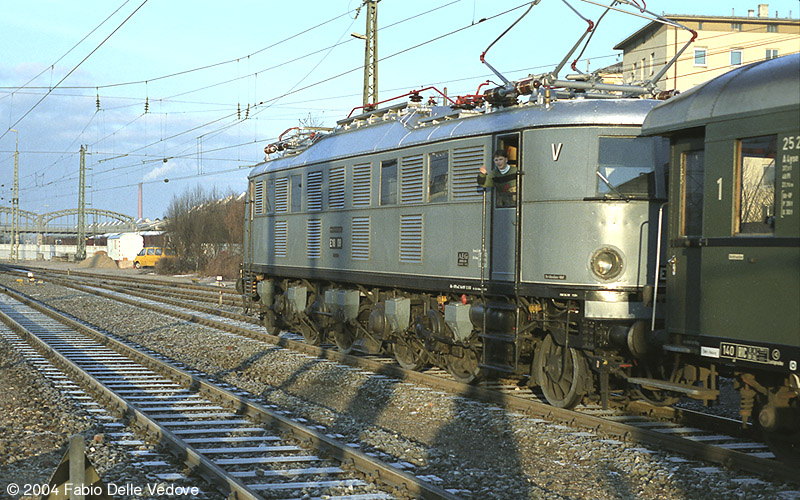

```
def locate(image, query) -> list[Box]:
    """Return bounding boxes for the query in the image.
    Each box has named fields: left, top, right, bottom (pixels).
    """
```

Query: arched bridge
left=0, top=207, right=136, bottom=235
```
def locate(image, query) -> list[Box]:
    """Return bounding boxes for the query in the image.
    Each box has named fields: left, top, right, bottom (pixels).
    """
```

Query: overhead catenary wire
left=0, top=0, right=133, bottom=101
left=10, top=1, right=798, bottom=210
left=0, top=0, right=150, bottom=142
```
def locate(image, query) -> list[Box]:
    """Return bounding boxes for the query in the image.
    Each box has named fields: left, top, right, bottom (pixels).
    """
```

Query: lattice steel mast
left=77, top=145, right=86, bottom=261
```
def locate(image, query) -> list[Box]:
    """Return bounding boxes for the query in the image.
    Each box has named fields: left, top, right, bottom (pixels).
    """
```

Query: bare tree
left=164, top=185, right=244, bottom=274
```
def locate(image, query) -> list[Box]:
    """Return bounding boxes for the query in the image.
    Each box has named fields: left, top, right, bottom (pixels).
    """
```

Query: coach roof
left=642, top=53, right=800, bottom=136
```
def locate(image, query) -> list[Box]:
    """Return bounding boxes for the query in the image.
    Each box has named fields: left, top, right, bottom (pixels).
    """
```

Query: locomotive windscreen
left=596, top=136, right=667, bottom=198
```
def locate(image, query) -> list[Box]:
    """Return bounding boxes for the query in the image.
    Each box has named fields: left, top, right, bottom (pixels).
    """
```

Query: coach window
left=290, top=174, right=302, bottom=212
left=681, top=150, right=704, bottom=236
left=428, top=151, right=448, bottom=202
left=736, top=135, right=776, bottom=235
left=380, top=159, right=398, bottom=206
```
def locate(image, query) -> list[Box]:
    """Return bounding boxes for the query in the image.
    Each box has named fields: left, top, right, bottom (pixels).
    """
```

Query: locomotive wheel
left=533, top=334, right=589, bottom=409
left=333, top=324, right=358, bottom=354
left=393, top=337, right=427, bottom=371
left=299, top=323, right=323, bottom=345
left=262, top=310, right=280, bottom=336
left=445, top=347, right=481, bottom=384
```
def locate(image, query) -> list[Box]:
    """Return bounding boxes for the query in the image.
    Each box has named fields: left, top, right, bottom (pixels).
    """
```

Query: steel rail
left=0, top=291, right=264, bottom=500
left=0, top=283, right=464, bottom=500
left=3, top=267, right=798, bottom=485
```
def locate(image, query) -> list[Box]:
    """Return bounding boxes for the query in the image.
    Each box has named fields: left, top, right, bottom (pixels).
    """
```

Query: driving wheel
left=533, top=334, right=589, bottom=409
left=393, top=337, right=427, bottom=371
left=445, top=347, right=481, bottom=384
left=333, top=324, right=358, bottom=354
left=299, top=322, right=323, bottom=345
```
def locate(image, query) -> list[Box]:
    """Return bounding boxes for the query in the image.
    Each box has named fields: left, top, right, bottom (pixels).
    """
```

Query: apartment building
left=612, top=4, right=799, bottom=92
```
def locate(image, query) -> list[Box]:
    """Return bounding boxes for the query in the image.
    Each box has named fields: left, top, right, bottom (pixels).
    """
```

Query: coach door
left=490, top=134, right=520, bottom=281
left=667, top=139, right=704, bottom=335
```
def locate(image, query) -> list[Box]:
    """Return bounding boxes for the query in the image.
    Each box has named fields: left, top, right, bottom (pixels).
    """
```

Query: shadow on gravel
left=428, top=389, right=536, bottom=499
left=266, top=355, right=539, bottom=499
left=257, top=356, right=329, bottom=400
left=128, top=320, right=191, bottom=338
left=212, top=346, right=282, bottom=380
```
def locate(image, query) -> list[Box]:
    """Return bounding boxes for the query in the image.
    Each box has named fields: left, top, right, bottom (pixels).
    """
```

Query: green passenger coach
left=643, top=53, right=800, bottom=440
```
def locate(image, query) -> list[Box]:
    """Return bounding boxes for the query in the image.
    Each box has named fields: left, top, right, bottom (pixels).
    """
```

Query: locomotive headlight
left=590, top=247, right=624, bottom=281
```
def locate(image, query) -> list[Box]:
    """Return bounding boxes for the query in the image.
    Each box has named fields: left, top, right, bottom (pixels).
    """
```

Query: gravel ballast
left=1, top=272, right=799, bottom=500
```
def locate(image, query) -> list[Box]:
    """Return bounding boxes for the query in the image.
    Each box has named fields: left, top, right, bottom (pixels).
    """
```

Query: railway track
left=0, top=283, right=461, bottom=500
left=3, top=265, right=799, bottom=488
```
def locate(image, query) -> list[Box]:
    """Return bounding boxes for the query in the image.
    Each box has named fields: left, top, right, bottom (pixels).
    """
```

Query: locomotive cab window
left=380, top=159, right=398, bottom=206
left=428, top=151, right=448, bottom=203
left=597, top=137, right=664, bottom=199
left=492, top=134, right=519, bottom=208
left=736, top=135, right=776, bottom=235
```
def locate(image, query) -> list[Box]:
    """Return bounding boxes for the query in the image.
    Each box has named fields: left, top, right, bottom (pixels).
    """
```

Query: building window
left=697, top=21, right=704, bottom=30
left=766, top=49, right=779, bottom=60
left=730, top=49, right=743, bottom=66
left=380, top=159, right=398, bottom=206
left=649, top=52, right=655, bottom=75
left=731, top=23, right=742, bottom=31
left=632, top=61, right=638, bottom=80
left=694, top=48, right=707, bottom=67
left=737, top=135, right=776, bottom=235
left=767, top=24, right=778, bottom=33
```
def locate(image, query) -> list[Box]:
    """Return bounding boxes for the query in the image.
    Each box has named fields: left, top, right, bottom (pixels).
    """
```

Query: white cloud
left=143, top=160, right=177, bottom=181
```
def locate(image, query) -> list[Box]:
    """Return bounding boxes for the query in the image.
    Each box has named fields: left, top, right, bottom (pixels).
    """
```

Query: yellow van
left=133, top=247, right=175, bottom=269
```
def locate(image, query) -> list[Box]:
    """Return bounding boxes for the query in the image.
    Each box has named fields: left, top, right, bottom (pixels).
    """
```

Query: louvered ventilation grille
left=307, top=219, right=321, bottom=259
left=452, top=145, right=485, bottom=200
left=401, top=154, right=424, bottom=204
left=351, top=216, right=370, bottom=261
left=329, top=166, right=345, bottom=209
left=307, top=171, right=323, bottom=211
left=352, top=163, right=371, bottom=208
left=254, top=181, right=264, bottom=215
left=274, top=220, right=288, bottom=257
left=274, top=178, right=289, bottom=213
left=399, top=214, right=423, bottom=264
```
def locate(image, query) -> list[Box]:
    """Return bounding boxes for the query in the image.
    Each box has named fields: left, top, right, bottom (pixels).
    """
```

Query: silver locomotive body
left=242, top=97, right=666, bottom=407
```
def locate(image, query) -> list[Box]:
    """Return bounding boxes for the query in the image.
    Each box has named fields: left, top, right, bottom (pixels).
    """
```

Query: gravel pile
left=2, top=276, right=799, bottom=500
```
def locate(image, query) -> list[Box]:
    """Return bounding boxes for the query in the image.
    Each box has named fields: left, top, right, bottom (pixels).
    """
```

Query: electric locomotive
left=641, top=53, right=800, bottom=440
left=240, top=89, right=670, bottom=408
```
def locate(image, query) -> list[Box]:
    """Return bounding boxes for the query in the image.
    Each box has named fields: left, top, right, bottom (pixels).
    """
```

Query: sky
left=1, top=0, right=796, bottom=220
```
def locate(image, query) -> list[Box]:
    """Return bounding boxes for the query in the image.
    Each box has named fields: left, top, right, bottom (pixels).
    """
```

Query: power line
left=0, top=0, right=150, bottom=142
left=0, top=0, right=132, bottom=101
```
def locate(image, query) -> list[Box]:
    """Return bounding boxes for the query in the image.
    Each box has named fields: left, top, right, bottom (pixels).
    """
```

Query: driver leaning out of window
left=477, top=148, right=517, bottom=206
